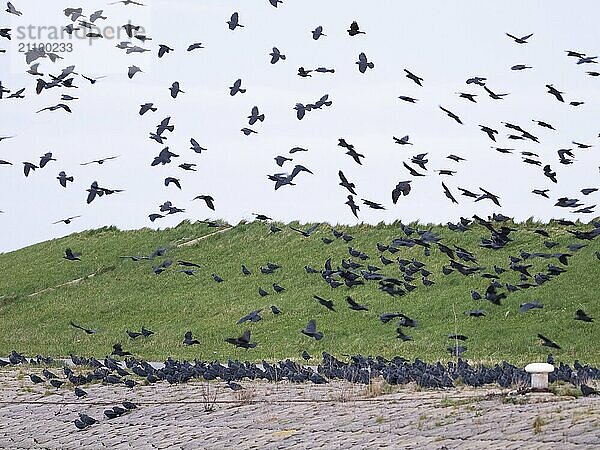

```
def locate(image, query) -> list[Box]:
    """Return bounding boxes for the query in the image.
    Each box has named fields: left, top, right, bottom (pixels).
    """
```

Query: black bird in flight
left=275, top=155, right=292, bottom=167
left=190, top=138, right=207, bottom=154
left=56, top=170, right=73, bottom=188
left=6, top=2, right=22, bottom=16
left=398, top=95, right=418, bottom=103
left=248, top=106, right=265, bottom=125
left=37, top=104, right=71, bottom=113
left=356, top=52, right=374, bottom=73
left=225, top=330, right=257, bottom=349
left=80, top=156, right=119, bottom=166
left=53, top=215, right=81, bottom=225
left=575, top=309, right=594, bottom=322
left=69, top=321, right=97, bottom=334
left=158, top=44, right=173, bottom=58
left=269, top=47, right=285, bottom=64
left=127, top=65, right=143, bottom=79
left=238, top=309, right=262, bottom=324
left=457, top=92, right=477, bottom=103
left=392, top=181, right=411, bottom=203
left=506, top=32, right=533, bottom=44
left=193, top=195, right=215, bottom=210
left=404, top=69, right=423, bottom=86
left=345, top=195, right=359, bottom=218
left=532, top=119, right=555, bottom=130
left=301, top=319, right=323, bottom=340
left=338, top=139, right=364, bottom=165
left=362, top=199, right=385, bottom=210
left=314, top=295, right=335, bottom=311
left=111, top=343, right=131, bottom=357
left=439, top=106, right=463, bottom=124
left=475, top=188, right=501, bottom=207
left=169, top=82, right=184, bottom=98
left=484, top=86, right=509, bottom=100
left=442, top=182, right=458, bottom=204
left=546, top=84, right=564, bottom=102
left=139, top=103, right=157, bottom=115
left=538, top=333, right=561, bottom=349
left=511, top=64, right=532, bottom=71
left=393, top=135, right=412, bottom=145
left=479, top=125, right=498, bottom=141
left=338, top=170, right=357, bottom=195
left=346, top=296, right=368, bottom=311
left=187, top=43, right=204, bottom=51
left=447, top=154, right=466, bottom=162
left=22, top=162, right=38, bottom=177
left=289, top=223, right=319, bottom=237
left=312, top=26, right=326, bottom=40
left=227, top=12, right=244, bottom=30
left=347, top=21, right=365, bottom=36
left=403, top=162, right=425, bottom=177
left=164, top=177, right=182, bottom=189
left=230, top=79, right=246, bottom=96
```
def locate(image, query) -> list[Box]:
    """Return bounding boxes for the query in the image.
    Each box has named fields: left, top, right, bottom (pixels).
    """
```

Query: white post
left=525, top=363, right=554, bottom=391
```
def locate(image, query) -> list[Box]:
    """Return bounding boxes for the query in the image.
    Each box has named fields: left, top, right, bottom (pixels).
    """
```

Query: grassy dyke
left=0, top=219, right=598, bottom=365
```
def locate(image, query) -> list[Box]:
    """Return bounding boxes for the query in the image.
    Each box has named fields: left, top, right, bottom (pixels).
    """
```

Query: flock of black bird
left=1, top=348, right=599, bottom=431
left=53, top=209, right=600, bottom=382
left=1, top=0, right=600, bottom=430
left=0, top=2, right=598, bottom=223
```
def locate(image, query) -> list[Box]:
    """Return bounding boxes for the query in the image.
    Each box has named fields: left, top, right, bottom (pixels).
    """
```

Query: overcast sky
left=0, top=0, right=599, bottom=253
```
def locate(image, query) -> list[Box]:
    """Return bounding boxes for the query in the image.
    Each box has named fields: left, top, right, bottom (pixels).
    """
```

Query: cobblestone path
left=0, top=369, right=598, bottom=449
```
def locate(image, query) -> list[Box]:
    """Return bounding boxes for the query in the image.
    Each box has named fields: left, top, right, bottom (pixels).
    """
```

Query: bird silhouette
left=347, top=21, right=365, bottom=36
left=225, top=330, right=257, bottom=349
left=301, top=319, right=323, bottom=340
left=227, top=12, right=244, bottom=30
left=183, top=331, right=200, bottom=345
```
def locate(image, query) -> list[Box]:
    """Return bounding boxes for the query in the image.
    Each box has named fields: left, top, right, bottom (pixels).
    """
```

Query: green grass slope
left=0, top=219, right=599, bottom=365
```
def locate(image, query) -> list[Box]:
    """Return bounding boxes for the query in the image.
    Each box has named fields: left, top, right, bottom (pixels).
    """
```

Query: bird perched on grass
left=64, top=248, right=81, bottom=261
left=580, top=384, right=599, bottom=396
left=183, top=331, right=199, bottom=345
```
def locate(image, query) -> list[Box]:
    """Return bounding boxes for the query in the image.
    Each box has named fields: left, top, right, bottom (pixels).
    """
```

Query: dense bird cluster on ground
left=1, top=349, right=599, bottom=431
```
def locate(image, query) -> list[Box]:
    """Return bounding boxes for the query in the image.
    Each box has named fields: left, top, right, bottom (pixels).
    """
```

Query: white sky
left=0, top=0, right=599, bottom=252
